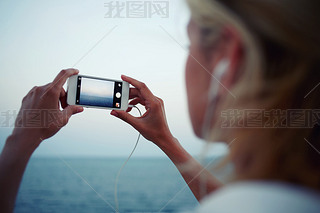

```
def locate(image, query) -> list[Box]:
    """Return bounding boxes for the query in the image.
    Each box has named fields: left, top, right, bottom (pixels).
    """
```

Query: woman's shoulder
left=196, top=181, right=320, bottom=213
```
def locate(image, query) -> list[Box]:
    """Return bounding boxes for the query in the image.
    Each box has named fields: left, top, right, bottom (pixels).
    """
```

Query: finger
left=121, top=75, right=154, bottom=100
left=53, top=69, right=79, bottom=88
left=129, top=97, right=145, bottom=106
left=60, top=105, right=84, bottom=126
left=129, top=88, right=140, bottom=99
left=110, top=110, right=139, bottom=129
left=126, top=98, right=145, bottom=112
left=59, top=88, right=68, bottom=109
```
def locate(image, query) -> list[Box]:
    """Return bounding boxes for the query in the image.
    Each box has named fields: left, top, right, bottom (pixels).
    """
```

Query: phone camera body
left=67, top=75, right=129, bottom=111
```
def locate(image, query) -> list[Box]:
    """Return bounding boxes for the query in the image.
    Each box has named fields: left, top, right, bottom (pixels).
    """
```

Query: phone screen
left=76, top=76, right=123, bottom=108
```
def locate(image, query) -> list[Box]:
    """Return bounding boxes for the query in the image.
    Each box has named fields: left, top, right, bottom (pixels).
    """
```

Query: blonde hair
left=187, top=0, right=320, bottom=189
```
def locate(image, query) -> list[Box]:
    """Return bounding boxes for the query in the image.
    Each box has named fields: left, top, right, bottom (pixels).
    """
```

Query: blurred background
left=0, top=0, right=229, bottom=212
left=0, top=0, right=230, bottom=158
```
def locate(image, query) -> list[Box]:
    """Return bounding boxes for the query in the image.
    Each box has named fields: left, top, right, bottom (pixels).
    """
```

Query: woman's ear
left=211, top=26, right=243, bottom=93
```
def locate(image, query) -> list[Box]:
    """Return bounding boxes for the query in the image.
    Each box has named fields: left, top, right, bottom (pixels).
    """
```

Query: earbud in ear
left=207, top=58, right=230, bottom=102
left=214, top=59, right=230, bottom=80
left=202, top=58, right=230, bottom=139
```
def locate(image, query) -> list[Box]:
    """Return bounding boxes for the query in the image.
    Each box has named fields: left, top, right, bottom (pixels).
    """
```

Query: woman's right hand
left=110, top=75, right=174, bottom=146
left=111, top=76, right=222, bottom=202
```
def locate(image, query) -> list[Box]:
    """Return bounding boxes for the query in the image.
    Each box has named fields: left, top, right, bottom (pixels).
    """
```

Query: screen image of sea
left=79, top=78, right=115, bottom=107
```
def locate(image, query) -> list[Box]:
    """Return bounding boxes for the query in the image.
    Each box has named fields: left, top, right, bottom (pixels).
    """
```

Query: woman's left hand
left=11, top=69, right=84, bottom=152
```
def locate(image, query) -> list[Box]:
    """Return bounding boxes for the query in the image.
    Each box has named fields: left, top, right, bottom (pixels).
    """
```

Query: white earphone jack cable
left=114, top=105, right=142, bottom=213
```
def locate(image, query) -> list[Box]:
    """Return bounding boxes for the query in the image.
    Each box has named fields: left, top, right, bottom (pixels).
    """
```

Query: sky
left=0, top=0, right=228, bottom=157
left=80, top=77, right=114, bottom=98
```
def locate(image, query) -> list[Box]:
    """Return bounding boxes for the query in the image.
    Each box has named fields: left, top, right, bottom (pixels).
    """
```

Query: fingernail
left=111, top=110, right=118, bottom=117
left=78, top=107, right=84, bottom=112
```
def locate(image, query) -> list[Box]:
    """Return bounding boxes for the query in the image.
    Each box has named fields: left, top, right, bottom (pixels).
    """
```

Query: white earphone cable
left=114, top=105, right=142, bottom=213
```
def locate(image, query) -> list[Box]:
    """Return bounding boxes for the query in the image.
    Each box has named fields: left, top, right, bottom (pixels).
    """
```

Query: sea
left=79, top=94, right=113, bottom=108
left=15, top=157, right=200, bottom=213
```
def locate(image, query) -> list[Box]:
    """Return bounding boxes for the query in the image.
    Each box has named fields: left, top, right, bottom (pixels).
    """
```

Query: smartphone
left=67, top=75, right=129, bottom=110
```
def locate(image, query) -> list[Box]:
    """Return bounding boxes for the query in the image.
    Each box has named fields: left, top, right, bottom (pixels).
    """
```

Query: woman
left=1, top=0, right=320, bottom=212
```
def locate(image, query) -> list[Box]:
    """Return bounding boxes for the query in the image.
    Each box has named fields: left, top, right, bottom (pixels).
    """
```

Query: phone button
left=116, top=92, right=121, bottom=98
